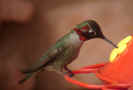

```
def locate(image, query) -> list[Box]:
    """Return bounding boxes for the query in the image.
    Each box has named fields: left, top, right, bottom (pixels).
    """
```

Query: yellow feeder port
left=117, top=44, right=127, bottom=54
left=109, top=48, right=119, bottom=62
left=117, top=36, right=132, bottom=47
left=109, top=35, right=132, bottom=62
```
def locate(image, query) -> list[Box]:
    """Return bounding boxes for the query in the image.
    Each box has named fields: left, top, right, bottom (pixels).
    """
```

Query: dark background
left=0, top=0, right=133, bottom=90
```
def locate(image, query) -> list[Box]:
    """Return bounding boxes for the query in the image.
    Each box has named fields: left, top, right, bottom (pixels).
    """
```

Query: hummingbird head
left=74, top=20, right=117, bottom=48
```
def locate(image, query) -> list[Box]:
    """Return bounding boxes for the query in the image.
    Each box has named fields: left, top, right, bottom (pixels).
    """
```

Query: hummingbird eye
left=88, top=29, right=93, bottom=33
left=88, top=29, right=96, bottom=35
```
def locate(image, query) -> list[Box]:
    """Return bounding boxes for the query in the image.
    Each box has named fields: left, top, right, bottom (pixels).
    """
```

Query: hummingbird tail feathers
left=19, top=71, right=34, bottom=84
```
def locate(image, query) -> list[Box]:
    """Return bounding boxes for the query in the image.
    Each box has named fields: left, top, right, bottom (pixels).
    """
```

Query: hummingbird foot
left=64, top=66, right=74, bottom=77
left=68, top=72, right=74, bottom=77
left=64, top=71, right=74, bottom=77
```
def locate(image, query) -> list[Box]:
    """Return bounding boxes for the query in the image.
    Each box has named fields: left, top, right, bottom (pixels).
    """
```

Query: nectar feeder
left=64, top=35, right=133, bottom=90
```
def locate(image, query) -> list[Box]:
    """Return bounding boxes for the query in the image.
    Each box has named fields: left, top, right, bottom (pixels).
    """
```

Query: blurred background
left=0, top=0, right=133, bottom=90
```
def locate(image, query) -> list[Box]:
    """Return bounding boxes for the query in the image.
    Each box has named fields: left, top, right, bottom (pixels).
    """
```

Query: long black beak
left=102, top=36, right=118, bottom=48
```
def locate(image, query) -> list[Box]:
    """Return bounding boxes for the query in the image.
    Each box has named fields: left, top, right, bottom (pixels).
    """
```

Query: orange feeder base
left=96, top=37, right=133, bottom=89
left=65, top=36, right=133, bottom=90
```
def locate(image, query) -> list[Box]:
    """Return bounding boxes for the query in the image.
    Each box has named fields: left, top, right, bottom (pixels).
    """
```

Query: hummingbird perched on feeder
left=19, top=20, right=117, bottom=84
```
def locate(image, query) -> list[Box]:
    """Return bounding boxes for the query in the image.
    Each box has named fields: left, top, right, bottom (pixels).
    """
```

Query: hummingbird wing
left=19, top=41, right=68, bottom=84
left=19, top=45, right=72, bottom=84
left=21, top=39, right=68, bottom=73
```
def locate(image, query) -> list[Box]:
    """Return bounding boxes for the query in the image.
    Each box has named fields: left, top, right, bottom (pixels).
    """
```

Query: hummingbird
left=19, top=20, right=117, bottom=84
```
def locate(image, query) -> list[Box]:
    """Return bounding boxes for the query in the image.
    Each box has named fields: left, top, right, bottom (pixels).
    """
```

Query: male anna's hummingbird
left=19, top=20, right=117, bottom=84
